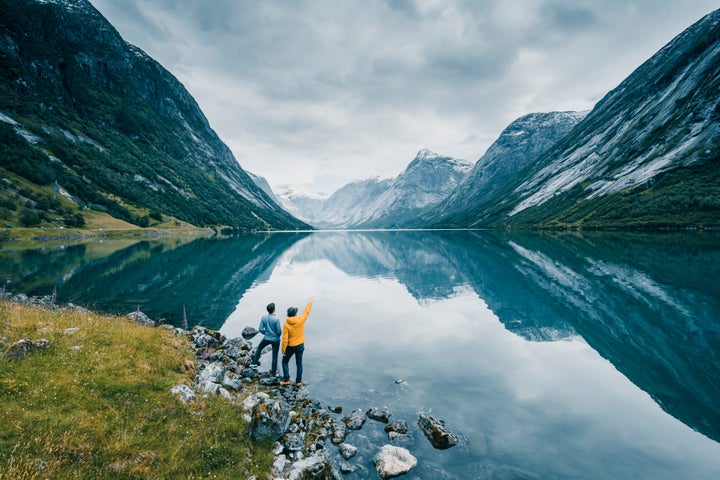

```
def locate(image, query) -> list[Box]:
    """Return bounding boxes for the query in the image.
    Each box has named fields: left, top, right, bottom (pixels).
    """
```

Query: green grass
left=0, top=303, right=274, bottom=479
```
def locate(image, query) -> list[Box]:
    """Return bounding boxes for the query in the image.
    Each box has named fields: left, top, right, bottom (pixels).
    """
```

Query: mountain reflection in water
left=2, top=230, right=720, bottom=475
left=252, top=231, right=720, bottom=444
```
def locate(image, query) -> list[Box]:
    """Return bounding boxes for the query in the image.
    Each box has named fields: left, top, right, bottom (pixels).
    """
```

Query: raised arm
left=298, top=298, right=313, bottom=323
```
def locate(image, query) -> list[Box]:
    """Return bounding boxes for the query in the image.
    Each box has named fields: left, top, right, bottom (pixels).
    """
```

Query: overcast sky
left=90, top=0, right=717, bottom=195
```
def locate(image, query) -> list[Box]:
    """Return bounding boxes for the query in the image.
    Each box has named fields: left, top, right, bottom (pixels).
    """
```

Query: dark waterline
left=2, top=230, right=720, bottom=479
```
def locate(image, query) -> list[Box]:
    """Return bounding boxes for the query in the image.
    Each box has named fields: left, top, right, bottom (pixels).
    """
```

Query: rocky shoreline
left=175, top=325, right=460, bottom=479
left=2, top=294, right=460, bottom=479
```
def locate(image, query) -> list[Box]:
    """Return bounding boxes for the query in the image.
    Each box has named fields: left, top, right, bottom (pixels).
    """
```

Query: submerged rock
left=417, top=413, right=459, bottom=450
left=385, top=419, right=409, bottom=435
left=374, top=445, right=417, bottom=479
left=385, top=419, right=412, bottom=443
left=338, top=443, right=358, bottom=460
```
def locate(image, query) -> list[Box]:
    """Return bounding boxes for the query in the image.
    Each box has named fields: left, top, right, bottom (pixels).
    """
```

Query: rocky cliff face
left=437, top=8, right=720, bottom=229
left=424, top=112, right=587, bottom=228
left=507, top=9, right=720, bottom=227
left=0, top=0, right=307, bottom=230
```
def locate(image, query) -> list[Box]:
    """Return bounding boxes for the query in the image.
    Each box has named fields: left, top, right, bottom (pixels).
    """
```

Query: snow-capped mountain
left=291, top=150, right=472, bottom=229
left=359, top=149, right=473, bottom=228
left=422, top=111, right=587, bottom=227
left=276, top=187, right=330, bottom=225
left=433, top=8, right=720, bottom=229
left=303, top=177, right=393, bottom=229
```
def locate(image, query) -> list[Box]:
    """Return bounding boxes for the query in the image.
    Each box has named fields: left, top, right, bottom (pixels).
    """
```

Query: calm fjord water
left=3, top=231, right=720, bottom=479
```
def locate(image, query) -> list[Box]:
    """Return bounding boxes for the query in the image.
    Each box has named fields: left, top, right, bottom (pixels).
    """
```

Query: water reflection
left=284, top=230, right=720, bottom=443
left=2, top=230, right=720, bottom=475
left=0, top=233, right=307, bottom=330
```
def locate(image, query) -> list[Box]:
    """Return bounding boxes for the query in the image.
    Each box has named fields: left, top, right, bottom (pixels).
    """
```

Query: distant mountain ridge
left=0, top=0, right=307, bottom=230
left=282, top=150, right=472, bottom=229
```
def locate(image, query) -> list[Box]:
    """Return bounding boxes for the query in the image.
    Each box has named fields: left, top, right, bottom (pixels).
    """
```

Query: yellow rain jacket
left=282, top=300, right=313, bottom=353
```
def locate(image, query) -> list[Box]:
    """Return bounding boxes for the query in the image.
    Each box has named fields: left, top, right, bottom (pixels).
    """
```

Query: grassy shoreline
left=0, top=225, right=215, bottom=244
left=0, top=302, right=275, bottom=479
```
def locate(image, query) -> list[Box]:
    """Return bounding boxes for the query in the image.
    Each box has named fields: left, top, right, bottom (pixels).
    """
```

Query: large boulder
left=417, top=413, right=459, bottom=450
left=250, top=396, right=290, bottom=441
left=373, top=445, right=417, bottom=479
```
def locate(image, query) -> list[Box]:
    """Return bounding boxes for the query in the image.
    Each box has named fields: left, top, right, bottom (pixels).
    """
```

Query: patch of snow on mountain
left=0, top=112, right=18, bottom=125
left=509, top=147, right=602, bottom=216
left=15, top=128, right=42, bottom=145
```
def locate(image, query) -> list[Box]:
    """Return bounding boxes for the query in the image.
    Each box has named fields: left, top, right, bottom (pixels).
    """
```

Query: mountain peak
left=408, top=149, right=472, bottom=172
left=416, top=148, right=441, bottom=160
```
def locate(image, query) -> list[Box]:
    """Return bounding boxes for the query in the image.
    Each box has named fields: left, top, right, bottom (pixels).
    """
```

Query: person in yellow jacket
left=280, top=298, right=313, bottom=387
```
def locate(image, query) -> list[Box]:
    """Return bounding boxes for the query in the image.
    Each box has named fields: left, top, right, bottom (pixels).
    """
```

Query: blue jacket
left=258, top=313, right=282, bottom=342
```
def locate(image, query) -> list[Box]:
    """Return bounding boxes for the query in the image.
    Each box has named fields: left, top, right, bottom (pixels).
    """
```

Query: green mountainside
left=0, top=0, right=308, bottom=232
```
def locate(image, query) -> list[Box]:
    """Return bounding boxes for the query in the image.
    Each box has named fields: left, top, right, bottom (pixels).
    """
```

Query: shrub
left=135, top=215, right=150, bottom=228
left=0, top=198, right=16, bottom=211
left=18, top=209, right=41, bottom=227
left=63, top=213, right=85, bottom=228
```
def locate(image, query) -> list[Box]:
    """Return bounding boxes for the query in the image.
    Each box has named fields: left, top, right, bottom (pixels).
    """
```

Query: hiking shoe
left=280, top=381, right=291, bottom=386
left=294, top=382, right=302, bottom=387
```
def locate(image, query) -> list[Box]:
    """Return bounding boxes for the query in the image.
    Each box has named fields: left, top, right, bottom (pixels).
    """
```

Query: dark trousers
left=252, top=338, right=280, bottom=375
left=282, top=343, right=305, bottom=383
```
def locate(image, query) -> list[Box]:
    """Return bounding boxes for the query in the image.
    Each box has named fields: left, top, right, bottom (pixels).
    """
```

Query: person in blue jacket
left=251, top=302, right=283, bottom=376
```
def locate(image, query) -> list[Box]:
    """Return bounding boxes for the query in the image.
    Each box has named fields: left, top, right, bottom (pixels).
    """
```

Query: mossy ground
left=0, top=303, right=274, bottom=479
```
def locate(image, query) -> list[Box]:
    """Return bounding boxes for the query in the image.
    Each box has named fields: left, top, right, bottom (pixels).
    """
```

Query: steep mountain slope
left=0, top=0, right=308, bottom=230
left=247, top=171, right=281, bottom=205
left=423, top=111, right=587, bottom=227
left=440, top=8, right=720, bottom=229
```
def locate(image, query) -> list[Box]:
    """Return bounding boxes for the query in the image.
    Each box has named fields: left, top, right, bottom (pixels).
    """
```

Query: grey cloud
left=89, top=0, right=720, bottom=192
left=539, top=2, right=598, bottom=31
